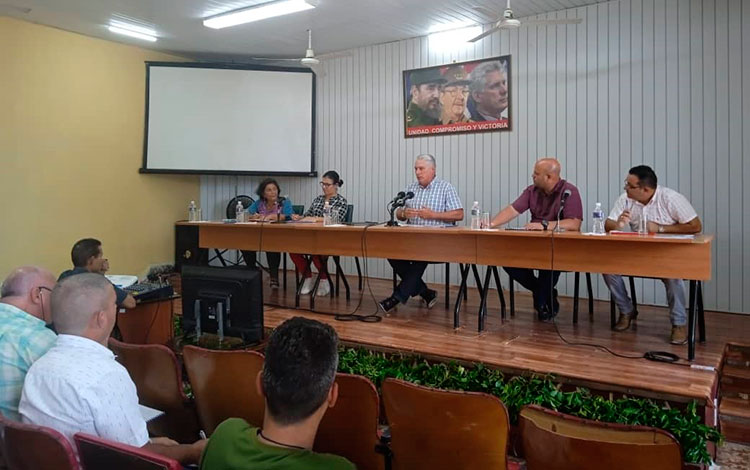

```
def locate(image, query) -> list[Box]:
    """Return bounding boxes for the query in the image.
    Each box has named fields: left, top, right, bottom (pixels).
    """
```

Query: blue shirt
left=247, top=198, right=294, bottom=221
left=403, top=177, right=463, bottom=226
left=58, top=267, right=129, bottom=307
left=0, top=302, right=56, bottom=420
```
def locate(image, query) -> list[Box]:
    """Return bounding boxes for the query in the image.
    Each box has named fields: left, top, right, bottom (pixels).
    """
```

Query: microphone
left=394, top=191, right=415, bottom=209
left=560, top=189, right=572, bottom=207
left=556, top=189, right=572, bottom=232
left=389, top=191, right=406, bottom=205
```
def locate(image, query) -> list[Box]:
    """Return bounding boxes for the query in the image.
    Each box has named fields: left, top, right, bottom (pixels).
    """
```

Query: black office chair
left=209, top=195, right=254, bottom=267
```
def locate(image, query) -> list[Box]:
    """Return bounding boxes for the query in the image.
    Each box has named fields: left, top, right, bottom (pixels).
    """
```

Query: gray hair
left=1, top=266, right=51, bottom=298
left=415, top=154, right=436, bottom=169
left=469, top=60, right=508, bottom=95
left=51, top=273, right=114, bottom=335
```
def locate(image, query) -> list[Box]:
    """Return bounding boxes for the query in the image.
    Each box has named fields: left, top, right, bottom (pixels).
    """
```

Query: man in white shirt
left=19, top=273, right=205, bottom=464
left=603, top=165, right=702, bottom=345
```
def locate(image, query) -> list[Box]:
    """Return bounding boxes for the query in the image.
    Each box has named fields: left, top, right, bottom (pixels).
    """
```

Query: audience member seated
left=378, top=154, right=464, bottom=313
left=58, top=238, right=136, bottom=309
left=603, top=165, right=703, bottom=345
left=200, top=316, right=355, bottom=470
left=242, top=178, right=294, bottom=289
left=19, top=273, right=206, bottom=465
left=0, top=266, right=57, bottom=420
left=489, top=157, right=583, bottom=320
left=289, top=171, right=348, bottom=297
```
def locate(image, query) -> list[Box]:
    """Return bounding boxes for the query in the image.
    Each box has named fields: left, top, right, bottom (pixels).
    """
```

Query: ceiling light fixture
left=428, top=25, right=482, bottom=50
left=108, top=25, right=158, bottom=42
left=203, top=0, right=317, bottom=30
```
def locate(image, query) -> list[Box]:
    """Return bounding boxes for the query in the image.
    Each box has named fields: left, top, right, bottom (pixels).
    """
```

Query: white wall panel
left=202, top=0, right=750, bottom=313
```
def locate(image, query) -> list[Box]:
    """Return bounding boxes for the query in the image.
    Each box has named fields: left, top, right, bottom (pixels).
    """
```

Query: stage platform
left=260, top=274, right=750, bottom=407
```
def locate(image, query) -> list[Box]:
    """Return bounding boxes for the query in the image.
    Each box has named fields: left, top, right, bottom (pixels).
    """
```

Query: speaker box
left=175, top=225, right=208, bottom=270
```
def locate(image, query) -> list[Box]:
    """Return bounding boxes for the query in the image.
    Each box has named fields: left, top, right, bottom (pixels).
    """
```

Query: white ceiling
left=1, top=0, right=611, bottom=60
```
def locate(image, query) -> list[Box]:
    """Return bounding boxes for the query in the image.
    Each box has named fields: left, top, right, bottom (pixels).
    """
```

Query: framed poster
left=403, top=55, right=511, bottom=137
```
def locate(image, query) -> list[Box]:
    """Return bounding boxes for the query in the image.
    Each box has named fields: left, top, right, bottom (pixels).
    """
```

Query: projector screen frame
left=140, top=61, right=317, bottom=177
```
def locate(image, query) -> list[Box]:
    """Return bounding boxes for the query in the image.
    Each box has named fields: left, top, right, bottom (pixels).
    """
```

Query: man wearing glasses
left=58, top=238, right=136, bottom=309
left=603, top=165, right=702, bottom=345
left=0, top=266, right=57, bottom=420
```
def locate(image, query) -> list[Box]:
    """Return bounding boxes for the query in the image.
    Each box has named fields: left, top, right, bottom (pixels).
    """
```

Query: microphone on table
left=388, top=192, right=406, bottom=206
left=399, top=191, right=415, bottom=207
left=555, top=189, right=572, bottom=232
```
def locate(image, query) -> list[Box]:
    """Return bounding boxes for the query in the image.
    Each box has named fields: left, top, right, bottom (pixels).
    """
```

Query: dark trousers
left=242, top=251, right=281, bottom=279
left=503, top=267, right=561, bottom=311
left=388, top=259, right=429, bottom=303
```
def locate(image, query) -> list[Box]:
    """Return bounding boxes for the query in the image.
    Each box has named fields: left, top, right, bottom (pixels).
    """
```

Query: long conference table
left=178, top=221, right=713, bottom=360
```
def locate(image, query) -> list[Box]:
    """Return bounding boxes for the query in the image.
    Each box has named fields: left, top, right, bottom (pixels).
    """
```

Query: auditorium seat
left=182, top=345, right=265, bottom=435
left=315, top=373, right=384, bottom=470
left=382, top=378, right=510, bottom=470
left=75, top=433, right=180, bottom=470
left=519, top=404, right=682, bottom=470
left=108, top=338, right=200, bottom=443
left=0, top=413, right=79, bottom=470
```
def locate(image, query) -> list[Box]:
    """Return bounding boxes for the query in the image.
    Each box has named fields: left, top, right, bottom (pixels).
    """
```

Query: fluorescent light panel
left=204, top=0, right=316, bottom=29
left=428, top=25, right=482, bottom=49
left=108, top=25, right=157, bottom=42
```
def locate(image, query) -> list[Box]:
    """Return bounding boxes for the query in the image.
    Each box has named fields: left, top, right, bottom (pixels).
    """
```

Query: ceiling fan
left=247, top=29, right=346, bottom=72
left=468, top=0, right=583, bottom=43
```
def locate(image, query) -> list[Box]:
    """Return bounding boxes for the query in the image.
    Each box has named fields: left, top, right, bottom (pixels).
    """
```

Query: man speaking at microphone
left=378, top=154, right=464, bottom=313
left=488, top=158, right=582, bottom=321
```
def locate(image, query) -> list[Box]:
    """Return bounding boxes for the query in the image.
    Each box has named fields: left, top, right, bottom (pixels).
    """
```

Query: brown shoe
left=614, top=313, right=633, bottom=331
left=670, top=325, right=688, bottom=345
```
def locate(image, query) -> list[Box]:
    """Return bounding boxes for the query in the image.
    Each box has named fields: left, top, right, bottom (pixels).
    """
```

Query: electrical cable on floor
left=547, top=218, right=685, bottom=364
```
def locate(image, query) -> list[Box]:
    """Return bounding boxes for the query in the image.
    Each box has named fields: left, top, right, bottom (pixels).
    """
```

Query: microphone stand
left=555, top=207, right=564, bottom=233
left=387, top=200, right=403, bottom=226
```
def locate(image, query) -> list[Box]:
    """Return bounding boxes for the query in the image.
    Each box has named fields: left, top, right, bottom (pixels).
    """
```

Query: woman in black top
left=290, top=170, right=348, bottom=296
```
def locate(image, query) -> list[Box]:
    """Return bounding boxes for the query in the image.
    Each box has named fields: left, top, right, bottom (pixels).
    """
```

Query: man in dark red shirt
left=489, top=158, right=583, bottom=320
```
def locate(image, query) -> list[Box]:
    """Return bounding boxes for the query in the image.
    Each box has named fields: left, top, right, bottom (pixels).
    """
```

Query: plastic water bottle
left=188, top=200, right=197, bottom=222
left=323, top=201, right=331, bottom=226
left=235, top=201, right=244, bottom=222
left=470, top=201, right=481, bottom=230
left=592, top=202, right=605, bottom=234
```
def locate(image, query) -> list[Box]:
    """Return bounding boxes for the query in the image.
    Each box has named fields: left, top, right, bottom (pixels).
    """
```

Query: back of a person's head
left=1, top=266, right=51, bottom=299
left=71, top=238, right=101, bottom=267
left=262, top=317, right=339, bottom=425
left=51, top=273, right=113, bottom=335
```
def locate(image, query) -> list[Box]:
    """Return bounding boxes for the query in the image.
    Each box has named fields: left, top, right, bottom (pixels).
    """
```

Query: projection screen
left=142, top=62, right=315, bottom=175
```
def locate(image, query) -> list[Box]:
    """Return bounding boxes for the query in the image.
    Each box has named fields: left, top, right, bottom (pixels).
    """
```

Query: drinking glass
left=481, top=212, right=490, bottom=229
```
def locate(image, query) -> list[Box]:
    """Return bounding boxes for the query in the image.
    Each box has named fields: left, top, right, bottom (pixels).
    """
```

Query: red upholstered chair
left=108, top=338, right=201, bottom=443
left=74, top=433, right=180, bottom=470
left=382, top=378, right=511, bottom=470
left=0, top=414, right=79, bottom=470
left=315, top=373, right=384, bottom=470
left=519, top=404, right=683, bottom=470
left=182, top=345, right=265, bottom=435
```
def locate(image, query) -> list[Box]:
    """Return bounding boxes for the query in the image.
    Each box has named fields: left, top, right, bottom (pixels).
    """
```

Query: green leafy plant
left=338, top=347, right=722, bottom=465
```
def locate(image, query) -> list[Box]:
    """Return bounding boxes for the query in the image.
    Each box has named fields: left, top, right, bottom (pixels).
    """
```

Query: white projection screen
left=142, top=62, right=315, bottom=175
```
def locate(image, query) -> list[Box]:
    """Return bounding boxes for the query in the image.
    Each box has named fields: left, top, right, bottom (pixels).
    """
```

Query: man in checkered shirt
left=378, top=154, right=464, bottom=313
left=603, top=165, right=702, bottom=345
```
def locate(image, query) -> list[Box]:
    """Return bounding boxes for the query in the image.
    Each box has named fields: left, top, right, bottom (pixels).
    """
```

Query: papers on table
left=105, top=275, right=138, bottom=288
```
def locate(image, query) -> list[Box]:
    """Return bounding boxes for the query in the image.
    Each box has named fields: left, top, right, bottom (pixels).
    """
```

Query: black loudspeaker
left=175, top=225, right=208, bottom=270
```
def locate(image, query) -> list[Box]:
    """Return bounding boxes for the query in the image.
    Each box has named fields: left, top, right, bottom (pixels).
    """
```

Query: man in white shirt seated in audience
left=19, top=273, right=205, bottom=464
left=603, top=165, right=702, bottom=345
left=0, top=266, right=57, bottom=420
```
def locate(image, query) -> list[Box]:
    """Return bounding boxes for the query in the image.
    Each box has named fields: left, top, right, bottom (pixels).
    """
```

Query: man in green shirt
left=200, top=317, right=355, bottom=470
left=405, top=68, right=446, bottom=128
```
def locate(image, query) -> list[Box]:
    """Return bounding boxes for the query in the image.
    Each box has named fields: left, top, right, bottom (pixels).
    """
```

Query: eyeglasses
left=624, top=181, right=640, bottom=190
left=37, top=286, right=52, bottom=294
left=319, top=182, right=333, bottom=188
left=443, top=87, right=469, bottom=96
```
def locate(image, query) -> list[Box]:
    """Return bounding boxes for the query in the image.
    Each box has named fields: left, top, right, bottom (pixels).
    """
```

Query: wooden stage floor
left=260, top=273, right=750, bottom=406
